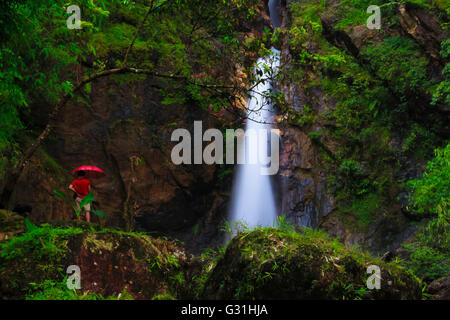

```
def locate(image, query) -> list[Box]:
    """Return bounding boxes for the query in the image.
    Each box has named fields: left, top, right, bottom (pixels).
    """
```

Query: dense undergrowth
left=402, top=144, right=449, bottom=282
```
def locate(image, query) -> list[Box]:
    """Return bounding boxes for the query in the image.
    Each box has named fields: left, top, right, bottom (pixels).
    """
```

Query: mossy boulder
left=0, top=210, right=25, bottom=241
left=201, top=228, right=422, bottom=300
left=0, top=223, right=193, bottom=299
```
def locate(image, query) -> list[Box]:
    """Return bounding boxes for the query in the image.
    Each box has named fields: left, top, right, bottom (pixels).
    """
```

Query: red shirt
left=71, top=178, right=91, bottom=199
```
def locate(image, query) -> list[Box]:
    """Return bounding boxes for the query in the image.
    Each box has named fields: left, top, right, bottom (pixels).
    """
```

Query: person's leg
left=84, top=203, right=91, bottom=223
left=75, top=198, right=82, bottom=221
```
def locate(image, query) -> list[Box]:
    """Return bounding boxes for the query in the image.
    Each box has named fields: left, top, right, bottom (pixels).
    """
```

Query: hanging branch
left=123, top=0, right=156, bottom=67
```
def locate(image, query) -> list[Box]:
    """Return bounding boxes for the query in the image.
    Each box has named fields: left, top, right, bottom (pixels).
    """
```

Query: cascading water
left=228, top=0, right=281, bottom=232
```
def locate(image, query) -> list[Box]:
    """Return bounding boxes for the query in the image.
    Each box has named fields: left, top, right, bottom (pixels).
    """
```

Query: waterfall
left=228, top=0, right=281, bottom=233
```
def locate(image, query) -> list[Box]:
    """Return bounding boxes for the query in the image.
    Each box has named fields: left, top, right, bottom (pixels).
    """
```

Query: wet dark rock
left=397, top=3, right=448, bottom=63
left=426, top=276, right=450, bottom=300
left=381, top=251, right=394, bottom=262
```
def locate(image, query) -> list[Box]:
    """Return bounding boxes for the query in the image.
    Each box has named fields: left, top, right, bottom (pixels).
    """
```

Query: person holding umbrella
left=69, top=165, right=105, bottom=223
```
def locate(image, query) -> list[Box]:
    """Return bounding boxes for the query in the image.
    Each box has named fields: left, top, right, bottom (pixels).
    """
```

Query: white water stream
left=228, top=0, right=281, bottom=232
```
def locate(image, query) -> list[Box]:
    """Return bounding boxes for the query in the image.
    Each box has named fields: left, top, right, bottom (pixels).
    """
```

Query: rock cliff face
left=8, top=2, right=272, bottom=254
left=13, top=75, right=225, bottom=253
left=274, top=0, right=448, bottom=254
left=275, top=0, right=344, bottom=242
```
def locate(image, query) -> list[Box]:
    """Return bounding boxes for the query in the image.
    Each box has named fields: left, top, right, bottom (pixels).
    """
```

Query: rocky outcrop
left=201, top=228, right=422, bottom=299
left=0, top=210, right=25, bottom=241
left=275, top=1, right=337, bottom=232
left=397, top=3, right=447, bottom=63
left=278, top=127, right=335, bottom=228
left=427, top=276, right=450, bottom=300
left=11, top=77, right=226, bottom=251
left=1, top=221, right=424, bottom=300
left=0, top=222, right=193, bottom=299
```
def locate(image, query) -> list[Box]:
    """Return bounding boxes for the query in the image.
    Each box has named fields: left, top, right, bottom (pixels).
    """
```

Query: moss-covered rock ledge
left=201, top=228, right=422, bottom=300
left=1, top=219, right=422, bottom=300
left=0, top=221, right=193, bottom=300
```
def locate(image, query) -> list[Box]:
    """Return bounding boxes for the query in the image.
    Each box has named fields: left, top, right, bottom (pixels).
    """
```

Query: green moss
left=0, top=223, right=83, bottom=262
left=201, top=226, right=422, bottom=299
left=82, top=232, right=117, bottom=254
left=152, top=293, right=176, bottom=300
left=337, top=193, right=382, bottom=229
left=26, top=280, right=134, bottom=300
left=38, top=147, right=68, bottom=183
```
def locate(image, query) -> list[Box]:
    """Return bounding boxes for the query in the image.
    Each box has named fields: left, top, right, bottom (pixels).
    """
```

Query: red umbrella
left=72, top=165, right=105, bottom=179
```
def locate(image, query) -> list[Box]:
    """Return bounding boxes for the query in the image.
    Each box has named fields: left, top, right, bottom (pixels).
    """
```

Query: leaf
left=90, top=210, right=106, bottom=218
left=80, top=192, right=94, bottom=208
left=25, top=218, right=38, bottom=232
left=53, top=190, right=69, bottom=202
left=53, top=190, right=78, bottom=214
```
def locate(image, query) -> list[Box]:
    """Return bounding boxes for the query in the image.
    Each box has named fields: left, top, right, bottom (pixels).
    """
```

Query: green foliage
left=402, top=123, right=440, bottom=159
left=53, top=190, right=106, bottom=218
left=337, top=160, right=366, bottom=192
left=25, top=218, right=38, bottom=233
left=26, top=279, right=134, bottom=300
left=402, top=144, right=450, bottom=282
left=282, top=0, right=447, bottom=232
left=403, top=241, right=449, bottom=282
left=291, top=106, right=317, bottom=128
left=363, top=36, right=431, bottom=100
left=27, top=279, right=104, bottom=300
left=407, top=144, right=450, bottom=216
left=0, top=0, right=114, bottom=172
left=152, top=293, right=176, bottom=300
left=431, top=40, right=450, bottom=106
left=338, top=193, right=382, bottom=227
left=0, top=221, right=84, bottom=262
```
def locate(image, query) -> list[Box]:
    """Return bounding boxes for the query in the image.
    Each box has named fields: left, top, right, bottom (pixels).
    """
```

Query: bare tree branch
left=123, top=0, right=156, bottom=67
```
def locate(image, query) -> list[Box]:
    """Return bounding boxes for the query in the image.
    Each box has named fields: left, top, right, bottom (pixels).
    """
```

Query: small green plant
left=401, top=144, right=450, bottom=282
left=0, top=220, right=84, bottom=262
left=53, top=190, right=106, bottom=219
left=26, top=278, right=134, bottom=300
left=152, top=293, right=176, bottom=300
